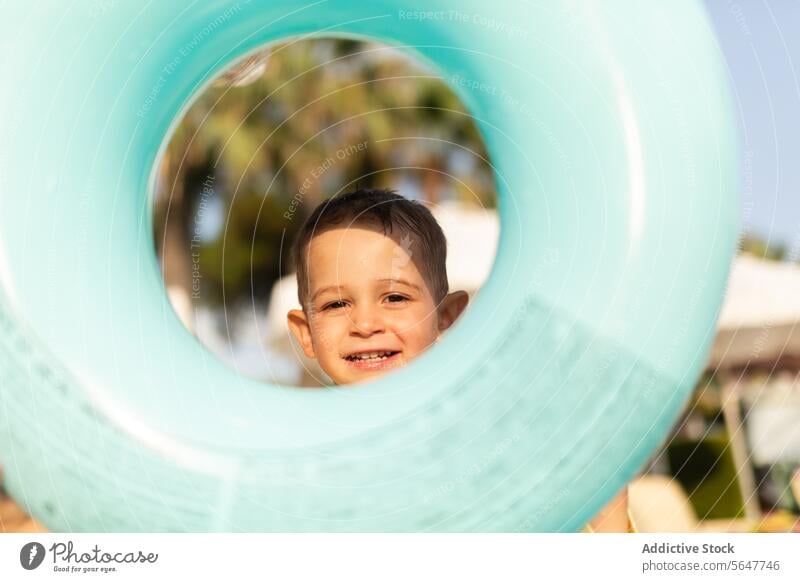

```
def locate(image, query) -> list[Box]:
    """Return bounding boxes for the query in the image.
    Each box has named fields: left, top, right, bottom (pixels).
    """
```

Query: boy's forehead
left=306, top=226, right=424, bottom=283
left=309, top=226, right=410, bottom=258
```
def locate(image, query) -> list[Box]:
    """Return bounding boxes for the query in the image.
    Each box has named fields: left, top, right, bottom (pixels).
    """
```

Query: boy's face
left=287, top=225, right=468, bottom=385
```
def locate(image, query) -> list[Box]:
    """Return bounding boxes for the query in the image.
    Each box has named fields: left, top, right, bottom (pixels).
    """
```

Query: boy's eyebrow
left=311, top=285, right=343, bottom=303
left=377, top=277, right=421, bottom=292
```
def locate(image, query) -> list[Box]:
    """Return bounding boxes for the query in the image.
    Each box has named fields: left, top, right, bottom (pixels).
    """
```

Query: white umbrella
left=708, top=254, right=800, bottom=369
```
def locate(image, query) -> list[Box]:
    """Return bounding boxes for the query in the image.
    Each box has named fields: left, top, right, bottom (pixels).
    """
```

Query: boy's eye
left=385, top=294, right=409, bottom=303
left=322, top=300, right=348, bottom=311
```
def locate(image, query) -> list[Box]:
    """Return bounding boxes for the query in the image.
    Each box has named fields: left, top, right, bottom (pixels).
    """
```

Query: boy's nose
left=349, top=305, right=385, bottom=336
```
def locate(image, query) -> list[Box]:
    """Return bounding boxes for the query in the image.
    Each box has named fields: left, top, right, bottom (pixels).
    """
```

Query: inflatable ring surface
left=0, top=0, right=737, bottom=531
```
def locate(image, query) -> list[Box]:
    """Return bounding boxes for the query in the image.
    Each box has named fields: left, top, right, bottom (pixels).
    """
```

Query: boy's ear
left=437, top=290, right=469, bottom=333
left=287, top=308, right=316, bottom=359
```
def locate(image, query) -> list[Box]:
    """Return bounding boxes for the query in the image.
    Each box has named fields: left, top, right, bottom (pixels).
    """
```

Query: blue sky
left=704, top=0, right=800, bottom=255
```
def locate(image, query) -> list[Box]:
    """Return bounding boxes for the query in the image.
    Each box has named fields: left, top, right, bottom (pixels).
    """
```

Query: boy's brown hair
left=291, top=188, right=449, bottom=309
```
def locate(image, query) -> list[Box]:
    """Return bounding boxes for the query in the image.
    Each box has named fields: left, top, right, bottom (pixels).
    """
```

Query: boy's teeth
left=350, top=351, right=394, bottom=361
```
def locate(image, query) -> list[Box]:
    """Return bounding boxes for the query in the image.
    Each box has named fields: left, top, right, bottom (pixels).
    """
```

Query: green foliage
left=668, top=436, right=746, bottom=520
left=739, top=235, right=786, bottom=261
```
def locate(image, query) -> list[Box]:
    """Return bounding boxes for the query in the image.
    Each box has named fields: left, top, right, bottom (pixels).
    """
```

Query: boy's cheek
left=310, top=322, right=337, bottom=356
left=304, top=323, right=328, bottom=359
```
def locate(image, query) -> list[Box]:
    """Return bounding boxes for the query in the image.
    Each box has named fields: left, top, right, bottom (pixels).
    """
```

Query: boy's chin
left=331, top=355, right=405, bottom=385
left=335, top=368, right=391, bottom=386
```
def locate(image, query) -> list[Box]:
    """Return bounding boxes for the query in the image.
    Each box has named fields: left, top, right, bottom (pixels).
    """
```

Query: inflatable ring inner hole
left=149, top=34, right=501, bottom=389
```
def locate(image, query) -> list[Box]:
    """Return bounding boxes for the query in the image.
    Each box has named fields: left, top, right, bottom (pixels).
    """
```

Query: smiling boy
left=287, top=188, right=469, bottom=385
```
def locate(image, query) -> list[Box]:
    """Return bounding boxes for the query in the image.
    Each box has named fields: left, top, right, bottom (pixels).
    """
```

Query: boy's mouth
left=342, top=349, right=402, bottom=370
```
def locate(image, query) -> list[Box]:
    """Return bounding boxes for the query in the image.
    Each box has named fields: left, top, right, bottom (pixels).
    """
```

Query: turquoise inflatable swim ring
left=0, top=1, right=737, bottom=531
